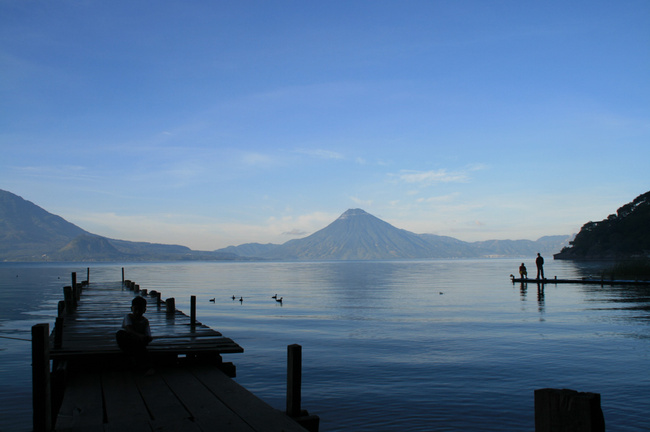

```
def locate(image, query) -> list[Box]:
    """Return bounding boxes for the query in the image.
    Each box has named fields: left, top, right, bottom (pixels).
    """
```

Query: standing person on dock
left=536, top=253, right=545, bottom=280
left=519, top=263, right=528, bottom=279
left=116, top=296, right=153, bottom=371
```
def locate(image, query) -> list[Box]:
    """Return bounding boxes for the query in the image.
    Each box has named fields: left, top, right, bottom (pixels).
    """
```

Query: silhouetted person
left=519, top=263, right=528, bottom=279
left=116, top=296, right=153, bottom=372
left=536, top=253, right=545, bottom=280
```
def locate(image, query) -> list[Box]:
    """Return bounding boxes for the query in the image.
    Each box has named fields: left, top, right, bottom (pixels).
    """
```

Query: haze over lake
left=1, top=259, right=648, bottom=431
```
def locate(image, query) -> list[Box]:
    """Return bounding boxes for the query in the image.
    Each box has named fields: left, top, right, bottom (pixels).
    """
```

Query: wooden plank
left=51, top=280, right=243, bottom=361
left=158, top=367, right=256, bottom=432
left=133, top=370, right=192, bottom=423
left=190, top=366, right=309, bottom=432
left=54, top=371, right=104, bottom=431
left=148, top=417, right=203, bottom=432
left=101, top=370, right=151, bottom=425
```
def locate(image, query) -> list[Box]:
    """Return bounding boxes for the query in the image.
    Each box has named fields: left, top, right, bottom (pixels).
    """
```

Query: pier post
left=54, top=317, right=63, bottom=349
left=286, top=344, right=320, bottom=431
left=63, top=286, right=73, bottom=313
left=87, top=267, right=90, bottom=284
left=166, top=298, right=175, bottom=317
left=122, top=267, right=125, bottom=285
left=535, top=388, right=605, bottom=432
left=32, top=323, right=51, bottom=432
left=190, top=295, right=196, bottom=327
left=287, top=344, right=302, bottom=417
left=71, top=272, right=78, bottom=307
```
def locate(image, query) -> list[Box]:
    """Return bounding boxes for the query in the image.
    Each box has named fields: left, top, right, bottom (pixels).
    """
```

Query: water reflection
left=518, top=281, right=546, bottom=319
left=536, top=283, right=545, bottom=317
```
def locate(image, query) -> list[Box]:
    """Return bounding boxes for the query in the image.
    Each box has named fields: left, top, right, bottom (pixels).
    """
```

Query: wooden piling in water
left=287, top=344, right=302, bottom=417
left=32, top=323, right=51, bottom=432
left=535, top=388, right=605, bottom=432
left=287, top=344, right=320, bottom=432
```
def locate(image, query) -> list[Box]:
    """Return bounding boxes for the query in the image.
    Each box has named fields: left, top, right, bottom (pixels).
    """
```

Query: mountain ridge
left=1, top=189, right=571, bottom=262
left=215, top=208, right=571, bottom=260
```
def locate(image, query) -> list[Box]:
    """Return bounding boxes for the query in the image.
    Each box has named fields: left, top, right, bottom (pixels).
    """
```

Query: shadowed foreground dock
left=32, top=271, right=318, bottom=432
left=55, top=364, right=309, bottom=432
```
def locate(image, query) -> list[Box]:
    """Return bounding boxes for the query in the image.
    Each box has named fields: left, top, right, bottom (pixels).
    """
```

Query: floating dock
left=510, top=275, right=650, bottom=285
left=32, top=270, right=318, bottom=432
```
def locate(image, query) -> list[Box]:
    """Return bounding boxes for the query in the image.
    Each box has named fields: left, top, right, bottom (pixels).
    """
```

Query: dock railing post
left=32, top=323, right=51, bottom=432
left=287, top=344, right=302, bottom=417
left=190, top=295, right=196, bottom=327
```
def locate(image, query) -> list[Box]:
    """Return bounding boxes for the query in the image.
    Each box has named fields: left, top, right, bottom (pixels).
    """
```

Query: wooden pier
left=510, top=275, right=650, bottom=285
left=32, top=270, right=319, bottom=432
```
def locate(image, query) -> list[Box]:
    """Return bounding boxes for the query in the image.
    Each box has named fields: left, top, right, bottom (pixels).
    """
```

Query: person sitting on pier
left=116, top=296, right=153, bottom=370
left=519, top=263, right=528, bottom=279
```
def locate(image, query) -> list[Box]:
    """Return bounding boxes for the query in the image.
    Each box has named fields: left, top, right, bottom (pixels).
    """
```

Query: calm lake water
left=1, top=259, right=649, bottom=431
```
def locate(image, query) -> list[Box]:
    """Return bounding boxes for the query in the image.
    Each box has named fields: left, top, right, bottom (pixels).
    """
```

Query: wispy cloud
left=241, top=151, right=278, bottom=167
left=416, top=193, right=459, bottom=203
left=394, top=165, right=486, bottom=186
left=13, top=165, right=101, bottom=183
left=294, top=148, right=345, bottom=160
left=397, top=169, right=469, bottom=185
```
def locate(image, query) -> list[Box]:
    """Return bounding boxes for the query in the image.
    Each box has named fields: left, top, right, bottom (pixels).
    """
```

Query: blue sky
left=1, top=1, right=648, bottom=250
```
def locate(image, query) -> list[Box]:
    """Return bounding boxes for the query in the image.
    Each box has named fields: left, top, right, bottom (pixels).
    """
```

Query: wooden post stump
left=535, top=388, right=605, bottom=432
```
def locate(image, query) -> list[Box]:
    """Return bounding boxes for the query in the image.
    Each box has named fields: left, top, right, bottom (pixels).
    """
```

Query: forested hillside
left=554, top=191, right=650, bottom=260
